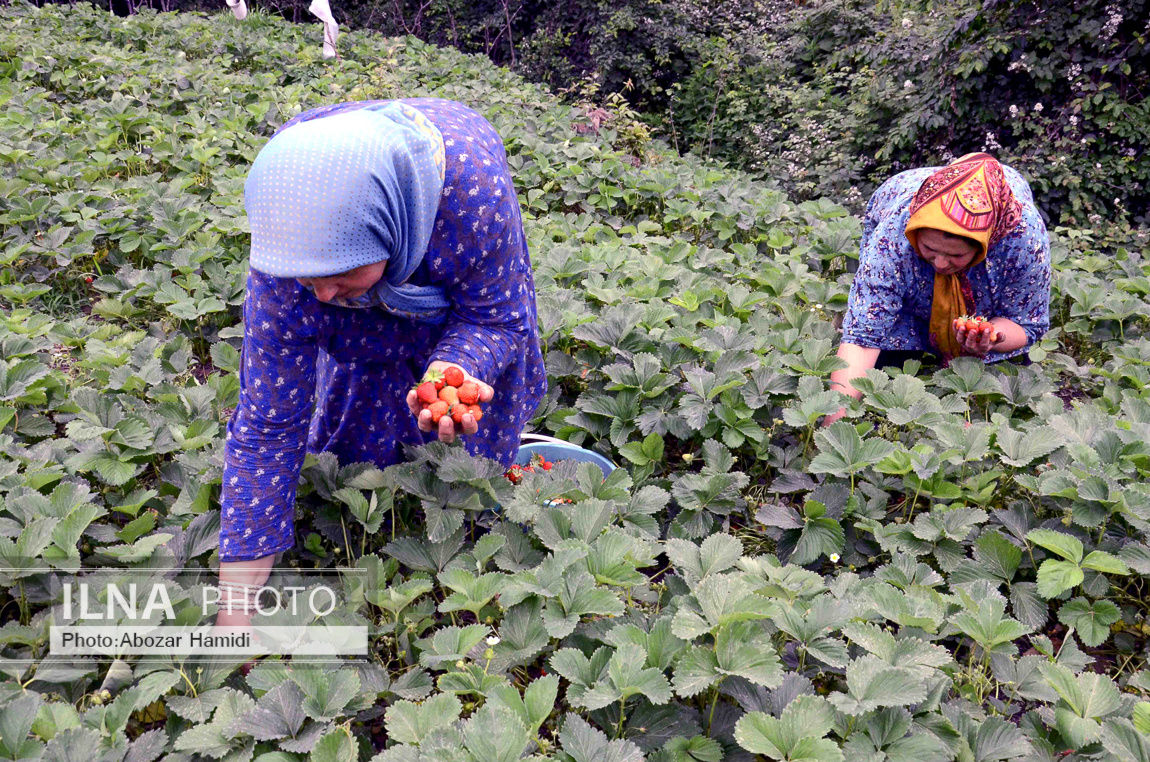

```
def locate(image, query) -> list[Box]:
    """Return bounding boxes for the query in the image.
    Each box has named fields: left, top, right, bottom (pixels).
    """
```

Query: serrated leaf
left=1102, top=719, right=1150, bottom=762
left=309, top=728, right=356, bottom=762
left=951, top=597, right=1032, bottom=654
left=809, top=421, right=895, bottom=478
left=559, top=713, right=645, bottom=762
left=1134, top=703, right=1150, bottom=736
left=383, top=693, right=462, bottom=746
left=1036, top=559, right=1084, bottom=599
left=734, top=695, right=841, bottom=762
left=288, top=667, right=360, bottom=722
left=827, top=656, right=926, bottom=715
left=461, top=704, right=530, bottom=762
left=1058, top=597, right=1120, bottom=648
left=229, top=681, right=306, bottom=741
left=1081, top=550, right=1129, bottom=576
left=996, top=424, right=1059, bottom=467
left=790, top=516, right=844, bottom=566
left=1026, top=529, right=1083, bottom=563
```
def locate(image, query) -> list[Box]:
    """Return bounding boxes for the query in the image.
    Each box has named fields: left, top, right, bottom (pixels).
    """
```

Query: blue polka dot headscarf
left=244, top=101, right=450, bottom=322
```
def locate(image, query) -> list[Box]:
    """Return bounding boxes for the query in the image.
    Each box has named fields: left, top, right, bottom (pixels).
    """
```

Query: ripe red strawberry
left=439, top=386, right=459, bottom=406
left=428, top=401, right=449, bottom=423
left=468, top=404, right=483, bottom=422
left=451, top=404, right=466, bottom=424
left=416, top=382, right=437, bottom=405
left=541, top=460, right=552, bottom=471
left=422, top=369, right=446, bottom=390
left=443, top=366, right=465, bottom=387
left=458, top=382, right=480, bottom=405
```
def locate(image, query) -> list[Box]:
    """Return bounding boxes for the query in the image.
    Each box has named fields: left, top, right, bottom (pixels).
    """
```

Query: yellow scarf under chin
left=904, top=153, right=1023, bottom=360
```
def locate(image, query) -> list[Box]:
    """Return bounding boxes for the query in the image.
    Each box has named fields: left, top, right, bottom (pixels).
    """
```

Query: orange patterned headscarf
left=904, top=153, right=1023, bottom=359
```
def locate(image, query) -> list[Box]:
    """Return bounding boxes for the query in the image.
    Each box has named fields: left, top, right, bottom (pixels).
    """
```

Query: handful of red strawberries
left=953, top=314, right=1002, bottom=344
left=413, top=366, right=484, bottom=426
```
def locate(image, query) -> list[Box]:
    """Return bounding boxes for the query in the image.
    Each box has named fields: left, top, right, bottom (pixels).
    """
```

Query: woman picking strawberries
left=215, top=99, right=546, bottom=621
left=825, top=153, right=1051, bottom=426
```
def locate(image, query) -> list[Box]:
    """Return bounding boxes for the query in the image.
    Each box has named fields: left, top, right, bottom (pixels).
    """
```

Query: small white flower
left=901, top=17, right=912, bottom=28
left=829, top=553, right=841, bottom=563
left=903, top=80, right=914, bottom=89
left=1033, top=102, right=1044, bottom=112
left=486, top=636, right=501, bottom=646
left=1009, top=105, right=1019, bottom=118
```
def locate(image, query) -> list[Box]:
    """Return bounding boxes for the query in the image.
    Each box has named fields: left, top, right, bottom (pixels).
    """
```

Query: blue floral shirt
left=219, top=98, right=547, bottom=562
left=841, top=165, right=1051, bottom=361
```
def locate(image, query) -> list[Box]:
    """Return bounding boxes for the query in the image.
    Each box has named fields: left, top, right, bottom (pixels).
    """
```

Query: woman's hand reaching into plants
left=407, top=361, right=495, bottom=443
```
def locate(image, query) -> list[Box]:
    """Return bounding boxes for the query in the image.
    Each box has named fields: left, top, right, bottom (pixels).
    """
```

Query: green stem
left=905, top=483, right=923, bottom=522
left=340, top=514, right=353, bottom=566
left=17, top=579, right=28, bottom=625
left=615, top=697, right=627, bottom=739
left=706, top=679, right=724, bottom=735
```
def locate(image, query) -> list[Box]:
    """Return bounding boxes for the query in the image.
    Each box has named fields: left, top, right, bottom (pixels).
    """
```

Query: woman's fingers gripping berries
left=952, top=315, right=1000, bottom=354
left=411, top=364, right=488, bottom=441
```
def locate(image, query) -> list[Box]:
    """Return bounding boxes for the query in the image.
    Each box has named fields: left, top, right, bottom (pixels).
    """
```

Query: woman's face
left=916, top=228, right=980, bottom=275
left=296, top=261, right=387, bottom=302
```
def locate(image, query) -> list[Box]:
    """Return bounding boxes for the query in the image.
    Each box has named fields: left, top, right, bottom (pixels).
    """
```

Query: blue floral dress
left=841, top=165, right=1051, bottom=362
left=219, top=98, right=547, bottom=562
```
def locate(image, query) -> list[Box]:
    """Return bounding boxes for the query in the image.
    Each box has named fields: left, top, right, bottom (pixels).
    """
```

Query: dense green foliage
left=4, top=4, right=1150, bottom=762
left=664, top=0, right=1150, bottom=226
left=71, top=0, right=1150, bottom=224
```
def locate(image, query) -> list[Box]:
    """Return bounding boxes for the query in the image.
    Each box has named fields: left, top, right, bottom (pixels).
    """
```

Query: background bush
left=665, top=0, right=1150, bottom=226
left=49, top=0, right=1150, bottom=226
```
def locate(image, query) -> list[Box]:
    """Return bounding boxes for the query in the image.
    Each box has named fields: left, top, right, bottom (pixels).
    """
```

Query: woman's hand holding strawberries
left=952, top=315, right=1004, bottom=357
left=406, top=361, right=494, bottom=443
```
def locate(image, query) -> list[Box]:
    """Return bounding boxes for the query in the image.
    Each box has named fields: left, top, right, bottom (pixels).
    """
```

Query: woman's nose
left=314, top=284, right=339, bottom=302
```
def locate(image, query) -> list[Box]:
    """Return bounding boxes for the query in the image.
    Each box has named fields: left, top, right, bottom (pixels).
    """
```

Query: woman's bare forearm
left=828, top=343, right=882, bottom=400
left=824, top=343, right=882, bottom=426
left=989, top=317, right=1028, bottom=354
left=219, top=553, right=277, bottom=587
left=215, top=553, right=278, bottom=625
